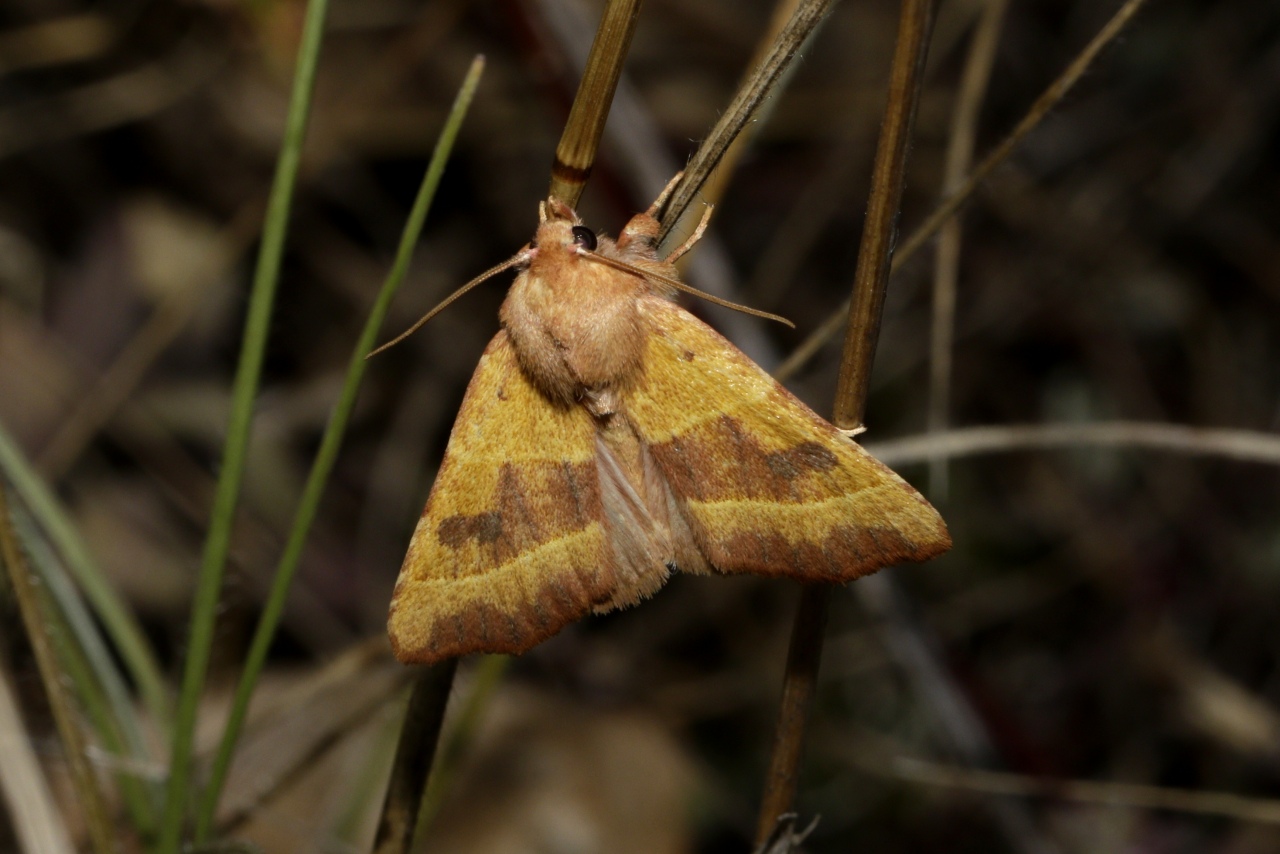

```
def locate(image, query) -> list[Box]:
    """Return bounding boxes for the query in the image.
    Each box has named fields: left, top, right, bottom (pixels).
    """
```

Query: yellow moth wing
left=625, top=298, right=951, bottom=581
left=388, top=331, right=614, bottom=664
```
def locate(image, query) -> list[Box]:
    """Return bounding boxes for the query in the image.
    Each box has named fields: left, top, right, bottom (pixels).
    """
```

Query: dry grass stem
left=753, top=812, right=820, bottom=854
left=868, top=421, right=1280, bottom=468
left=371, top=660, right=458, bottom=854
left=842, top=739, right=1280, bottom=825
left=662, top=0, right=807, bottom=254
left=657, top=0, right=838, bottom=238
left=831, top=0, right=934, bottom=430
left=756, top=0, right=935, bottom=843
left=547, top=0, right=646, bottom=207
left=534, top=0, right=672, bottom=204
left=927, top=0, right=1009, bottom=497
left=776, top=0, right=1153, bottom=382
left=754, top=587, right=831, bottom=844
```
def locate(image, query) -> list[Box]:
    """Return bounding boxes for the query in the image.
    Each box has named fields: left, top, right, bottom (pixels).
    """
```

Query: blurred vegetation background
left=1, top=0, right=1279, bottom=852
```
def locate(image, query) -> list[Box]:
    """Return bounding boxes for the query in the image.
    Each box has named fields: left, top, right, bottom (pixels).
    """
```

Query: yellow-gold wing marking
left=625, top=298, right=951, bottom=581
left=388, top=331, right=615, bottom=664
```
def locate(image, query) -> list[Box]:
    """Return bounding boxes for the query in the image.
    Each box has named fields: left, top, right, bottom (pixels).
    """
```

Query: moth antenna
left=583, top=253, right=795, bottom=329
left=366, top=250, right=531, bottom=359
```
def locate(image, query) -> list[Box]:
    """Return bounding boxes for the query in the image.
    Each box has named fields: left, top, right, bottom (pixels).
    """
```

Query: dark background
left=1, top=0, right=1279, bottom=851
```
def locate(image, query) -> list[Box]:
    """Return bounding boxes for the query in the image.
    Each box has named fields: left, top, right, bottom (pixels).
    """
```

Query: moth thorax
left=500, top=254, right=646, bottom=410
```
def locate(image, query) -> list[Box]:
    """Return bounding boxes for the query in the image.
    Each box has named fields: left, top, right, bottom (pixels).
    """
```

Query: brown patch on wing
left=438, top=511, right=504, bottom=548
left=624, top=298, right=951, bottom=582
left=767, top=441, right=837, bottom=479
left=655, top=416, right=853, bottom=504
left=388, top=331, right=617, bottom=665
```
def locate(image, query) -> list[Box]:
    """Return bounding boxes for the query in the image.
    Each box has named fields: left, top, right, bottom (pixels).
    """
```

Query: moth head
left=367, top=191, right=794, bottom=362
left=529, top=215, right=602, bottom=265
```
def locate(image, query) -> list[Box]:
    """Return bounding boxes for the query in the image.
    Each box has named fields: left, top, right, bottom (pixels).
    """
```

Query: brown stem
left=753, top=587, right=830, bottom=843
left=661, top=0, right=811, bottom=253
left=548, top=0, right=645, bottom=208
left=753, top=0, right=936, bottom=844
left=657, top=0, right=838, bottom=238
left=773, top=0, right=1153, bottom=383
left=371, top=660, right=458, bottom=854
left=832, top=0, right=935, bottom=430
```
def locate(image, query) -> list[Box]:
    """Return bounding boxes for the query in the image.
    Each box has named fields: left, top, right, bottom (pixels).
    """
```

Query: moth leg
left=581, top=387, right=621, bottom=418
left=646, top=171, right=684, bottom=217
left=664, top=203, right=713, bottom=265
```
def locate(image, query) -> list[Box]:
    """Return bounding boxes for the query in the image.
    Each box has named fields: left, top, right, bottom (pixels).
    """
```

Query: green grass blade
left=193, top=55, right=486, bottom=843
left=155, top=0, right=334, bottom=849
left=12, top=505, right=159, bottom=833
left=0, top=483, right=117, bottom=854
left=0, top=421, right=170, bottom=735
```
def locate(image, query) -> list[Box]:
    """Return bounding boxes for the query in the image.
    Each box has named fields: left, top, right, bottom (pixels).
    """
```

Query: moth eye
left=571, top=225, right=597, bottom=251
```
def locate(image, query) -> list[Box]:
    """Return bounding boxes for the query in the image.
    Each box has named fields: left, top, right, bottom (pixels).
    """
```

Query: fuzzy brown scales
left=387, top=190, right=951, bottom=665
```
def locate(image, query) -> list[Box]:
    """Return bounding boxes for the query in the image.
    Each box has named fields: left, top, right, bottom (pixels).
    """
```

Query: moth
left=382, top=178, right=951, bottom=665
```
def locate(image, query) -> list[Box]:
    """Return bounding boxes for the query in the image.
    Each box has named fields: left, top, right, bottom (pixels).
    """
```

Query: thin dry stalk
left=842, top=738, right=1280, bottom=825
left=867, top=421, right=1280, bottom=468
left=775, top=0, right=1153, bottom=383
left=533, top=0, right=673, bottom=203
left=753, top=588, right=831, bottom=845
left=831, top=1, right=934, bottom=429
left=662, top=0, right=808, bottom=251
left=657, top=0, right=838, bottom=237
left=754, top=0, right=935, bottom=843
left=0, top=483, right=117, bottom=854
left=547, top=0, right=646, bottom=207
left=371, top=660, right=458, bottom=854
left=927, top=0, right=1009, bottom=498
